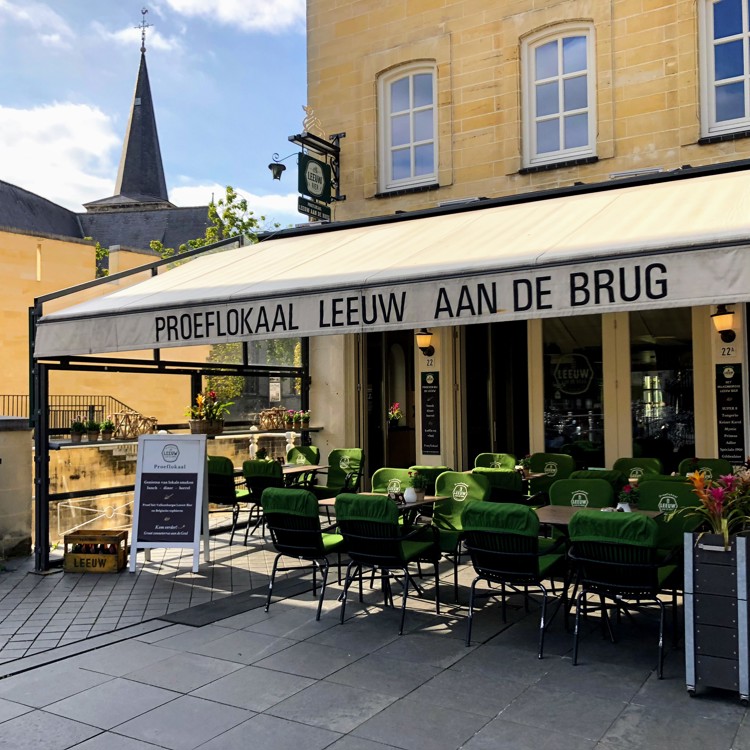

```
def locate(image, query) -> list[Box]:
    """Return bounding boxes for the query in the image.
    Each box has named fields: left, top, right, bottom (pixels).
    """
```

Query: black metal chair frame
left=337, top=519, right=441, bottom=635
left=206, top=468, right=247, bottom=545
left=568, top=541, right=678, bottom=679
left=243, top=469, right=284, bottom=544
left=464, top=529, right=568, bottom=658
left=264, top=511, right=342, bottom=621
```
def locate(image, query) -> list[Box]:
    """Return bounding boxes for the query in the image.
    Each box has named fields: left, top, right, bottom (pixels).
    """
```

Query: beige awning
left=34, top=168, right=750, bottom=357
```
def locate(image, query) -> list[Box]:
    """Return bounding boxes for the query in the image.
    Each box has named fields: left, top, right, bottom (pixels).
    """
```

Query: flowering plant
left=298, top=410, right=311, bottom=422
left=618, top=482, right=639, bottom=506
left=187, top=390, right=233, bottom=421
left=672, top=465, right=750, bottom=549
left=286, top=409, right=296, bottom=423
left=388, top=402, right=403, bottom=421
left=519, top=454, right=531, bottom=470
left=409, top=470, right=428, bottom=491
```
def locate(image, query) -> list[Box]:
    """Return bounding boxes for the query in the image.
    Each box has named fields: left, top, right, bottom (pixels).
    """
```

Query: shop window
left=542, top=316, right=604, bottom=469
left=522, top=25, right=596, bottom=168
left=700, top=0, right=750, bottom=137
left=629, top=309, right=694, bottom=473
left=378, top=63, right=437, bottom=191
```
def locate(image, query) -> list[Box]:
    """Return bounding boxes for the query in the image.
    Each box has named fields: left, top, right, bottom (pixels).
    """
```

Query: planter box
left=685, top=532, right=750, bottom=703
left=63, top=530, right=128, bottom=573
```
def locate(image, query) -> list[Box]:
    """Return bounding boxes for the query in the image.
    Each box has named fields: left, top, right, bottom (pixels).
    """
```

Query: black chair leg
left=340, top=560, right=357, bottom=624
left=433, top=559, right=441, bottom=615
left=316, top=559, right=329, bottom=621
left=537, top=585, right=548, bottom=659
left=265, top=553, right=282, bottom=613
left=573, top=589, right=585, bottom=666
left=466, top=576, right=481, bottom=646
left=398, top=569, right=410, bottom=635
left=657, top=598, right=666, bottom=679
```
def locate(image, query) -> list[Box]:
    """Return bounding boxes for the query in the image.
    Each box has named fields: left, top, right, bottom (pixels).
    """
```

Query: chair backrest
left=207, top=455, right=237, bottom=504
left=335, top=492, right=405, bottom=566
left=242, top=459, right=284, bottom=500
left=261, top=487, right=327, bottom=557
left=287, top=446, right=321, bottom=466
left=568, top=509, right=662, bottom=592
left=371, top=467, right=412, bottom=495
left=569, top=469, right=628, bottom=495
left=433, top=471, right=491, bottom=532
left=612, top=457, right=663, bottom=479
left=471, top=467, right=524, bottom=503
left=408, top=465, right=452, bottom=495
left=549, top=478, right=614, bottom=509
left=637, top=479, right=702, bottom=549
left=325, top=448, right=365, bottom=493
left=474, top=453, right=516, bottom=470
left=461, top=501, right=547, bottom=581
left=676, top=457, right=733, bottom=481
left=528, top=452, right=576, bottom=495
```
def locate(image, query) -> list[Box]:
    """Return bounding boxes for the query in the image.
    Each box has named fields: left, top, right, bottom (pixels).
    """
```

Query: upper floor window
left=378, top=64, right=437, bottom=191
left=700, top=0, right=750, bottom=135
left=522, top=26, right=596, bottom=168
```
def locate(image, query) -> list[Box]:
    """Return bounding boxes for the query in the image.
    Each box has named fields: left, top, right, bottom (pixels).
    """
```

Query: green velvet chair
left=462, top=501, right=567, bottom=657
left=568, top=510, right=678, bottom=679
left=637, top=479, right=702, bottom=554
left=527, top=452, right=576, bottom=498
left=549, top=478, right=614, bottom=509
left=242, top=459, right=284, bottom=543
left=471, top=467, right=525, bottom=504
left=261, top=487, right=345, bottom=620
left=285, top=445, right=322, bottom=488
left=309, top=448, right=364, bottom=499
left=371, top=467, right=412, bottom=496
left=569, top=469, right=628, bottom=496
left=335, top=492, right=441, bottom=634
left=612, top=457, right=663, bottom=480
left=408, top=465, right=452, bottom=496
left=433, top=471, right=491, bottom=599
left=207, top=455, right=249, bottom=545
left=676, top=457, right=733, bottom=481
left=474, top=453, right=517, bottom=470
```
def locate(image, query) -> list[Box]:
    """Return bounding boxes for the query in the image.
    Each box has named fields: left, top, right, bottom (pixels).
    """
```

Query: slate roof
left=0, top=180, right=82, bottom=238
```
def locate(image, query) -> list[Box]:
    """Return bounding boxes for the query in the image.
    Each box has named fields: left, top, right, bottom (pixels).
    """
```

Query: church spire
left=112, top=8, right=169, bottom=204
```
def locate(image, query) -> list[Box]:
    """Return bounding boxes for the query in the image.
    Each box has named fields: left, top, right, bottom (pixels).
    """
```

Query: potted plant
left=518, top=454, right=532, bottom=478
left=616, top=482, right=639, bottom=512
left=293, top=410, right=302, bottom=428
left=285, top=409, right=295, bottom=428
left=300, top=409, right=311, bottom=426
left=404, top=469, right=428, bottom=503
left=186, top=390, right=233, bottom=435
left=387, top=402, right=403, bottom=428
left=100, top=418, right=115, bottom=441
left=70, top=420, right=86, bottom=444
left=84, top=419, right=100, bottom=442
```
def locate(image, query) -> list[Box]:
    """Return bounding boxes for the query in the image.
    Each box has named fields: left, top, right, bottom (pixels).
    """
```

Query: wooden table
left=318, top=492, right=448, bottom=511
left=535, top=505, right=661, bottom=527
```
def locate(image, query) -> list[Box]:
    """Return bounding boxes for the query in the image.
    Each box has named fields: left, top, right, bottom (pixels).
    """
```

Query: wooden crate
left=63, top=529, right=128, bottom=573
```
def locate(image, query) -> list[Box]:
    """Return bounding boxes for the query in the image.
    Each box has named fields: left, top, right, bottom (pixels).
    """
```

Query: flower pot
left=101, top=431, right=113, bottom=442
left=189, top=419, right=224, bottom=435
left=389, top=418, right=399, bottom=429
left=70, top=433, right=83, bottom=444
left=285, top=420, right=293, bottom=429
left=87, top=431, right=99, bottom=442
left=403, top=486, right=417, bottom=503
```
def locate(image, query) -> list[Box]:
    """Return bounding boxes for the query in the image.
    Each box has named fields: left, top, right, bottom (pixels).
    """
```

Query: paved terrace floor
left=0, top=531, right=748, bottom=750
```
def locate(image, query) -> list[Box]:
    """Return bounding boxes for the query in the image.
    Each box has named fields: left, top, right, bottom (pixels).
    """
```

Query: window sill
left=519, top=155, right=598, bottom=175
left=698, top=130, right=750, bottom=145
left=374, top=183, right=440, bottom=199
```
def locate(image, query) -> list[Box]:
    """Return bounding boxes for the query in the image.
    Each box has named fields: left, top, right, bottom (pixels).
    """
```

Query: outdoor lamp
left=268, top=162, right=286, bottom=180
left=711, top=304, right=736, bottom=343
left=416, top=328, right=435, bottom=357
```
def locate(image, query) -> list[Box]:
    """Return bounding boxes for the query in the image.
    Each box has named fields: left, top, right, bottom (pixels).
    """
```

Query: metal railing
left=0, top=394, right=134, bottom=431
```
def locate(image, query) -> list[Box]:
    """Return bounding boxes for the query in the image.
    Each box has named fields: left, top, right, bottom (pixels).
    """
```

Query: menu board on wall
left=129, top=434, right=209, bottom=573
left=421, top=372, right=441, bottom=455
left=716, top=363, right=747, bottom=466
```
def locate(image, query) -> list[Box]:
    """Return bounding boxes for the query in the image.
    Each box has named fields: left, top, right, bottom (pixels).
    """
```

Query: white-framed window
left=378, top=63, right=437, bottom=191
left=699, top=0, right=750, bottom=136
left=522, top=25, right=596, bottom=168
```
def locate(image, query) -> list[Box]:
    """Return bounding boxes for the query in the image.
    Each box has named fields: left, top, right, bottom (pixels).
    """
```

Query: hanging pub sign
left=298, top=153, right=332, bottom=204
left=421, top=371, right=441, bottom=455
left=298, top=196, right=331, bottom=221
left=715, top=363, right=747, bottom=466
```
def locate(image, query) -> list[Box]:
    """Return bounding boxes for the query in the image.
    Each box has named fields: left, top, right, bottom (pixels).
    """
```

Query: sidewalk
left=0, top=536, right=748, bottom=750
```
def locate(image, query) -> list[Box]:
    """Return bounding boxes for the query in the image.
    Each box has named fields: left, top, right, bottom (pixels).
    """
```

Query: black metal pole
left=33, top=361, right=50, bottom=571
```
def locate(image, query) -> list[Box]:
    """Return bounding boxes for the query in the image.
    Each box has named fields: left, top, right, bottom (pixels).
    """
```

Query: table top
left=281, top=463, right=327, bottom=475
left=535, top=504, right=661, bottom=526
left=318, top=492, right=449, bottom=510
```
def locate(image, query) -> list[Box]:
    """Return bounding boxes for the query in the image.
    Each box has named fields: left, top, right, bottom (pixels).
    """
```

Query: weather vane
left=136, top=7, right=151, bottom=53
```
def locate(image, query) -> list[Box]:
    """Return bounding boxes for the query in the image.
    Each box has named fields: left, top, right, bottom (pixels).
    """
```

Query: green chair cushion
left=243, top=459, right=283, bottom=478
left=474, top=453, right=516, bottom=470
left=677, top=458, right=733, bottom=481
left=462, top=501, right=540, bottom=537
left=335, top=492, right=399, bottom=524
left=569, top=509, right=659, bottom=547
left=321, top=532, right=345, bottom=552
left=207, top=455, right=234, bottom=475
left=261, top=487, right=318, bottom=517
left=287, top=446, right=321, bottom=465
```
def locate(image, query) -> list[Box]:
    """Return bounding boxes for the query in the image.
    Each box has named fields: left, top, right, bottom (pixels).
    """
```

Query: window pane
left=414, top=109, right=433, bottom=141
left=391, top=148, right=410, bottom=180
left=564, top=113, right=588, bottom=148
left=563, top=75, right=588, bottom=110
left=391, top=113, right=410, bottom=146
left=414, top=144, right=434, bottom=176
left=536, top=81, right=559, bottom=116
left=535, top=40, right=558, bottom=80
left=715, top=39, right=745, bottom=80
left=537, top=119, right=560, bottom=153
left=390, top=77, right=409, bottom=113
left=413, top=73, right=433, bottom=107
left=716, top=80, right=746, bottom=120
left=562, top=36, right=587, bottom=74
left=714, top=0, right=743, bottom=39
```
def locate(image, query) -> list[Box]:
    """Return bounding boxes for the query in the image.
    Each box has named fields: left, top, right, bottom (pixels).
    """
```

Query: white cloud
left=0, top=103, right=119, bottom=210
left=0, top=0, right=73, bottom=47
left=171, top=183, right=305, bottom=228
left=91, top=21, right=184, bottom=53
left=164, top=0, right=305, bottom=33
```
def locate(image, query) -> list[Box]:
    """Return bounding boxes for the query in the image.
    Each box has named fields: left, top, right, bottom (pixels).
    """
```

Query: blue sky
left=0, top=0, right=308, bottom=227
